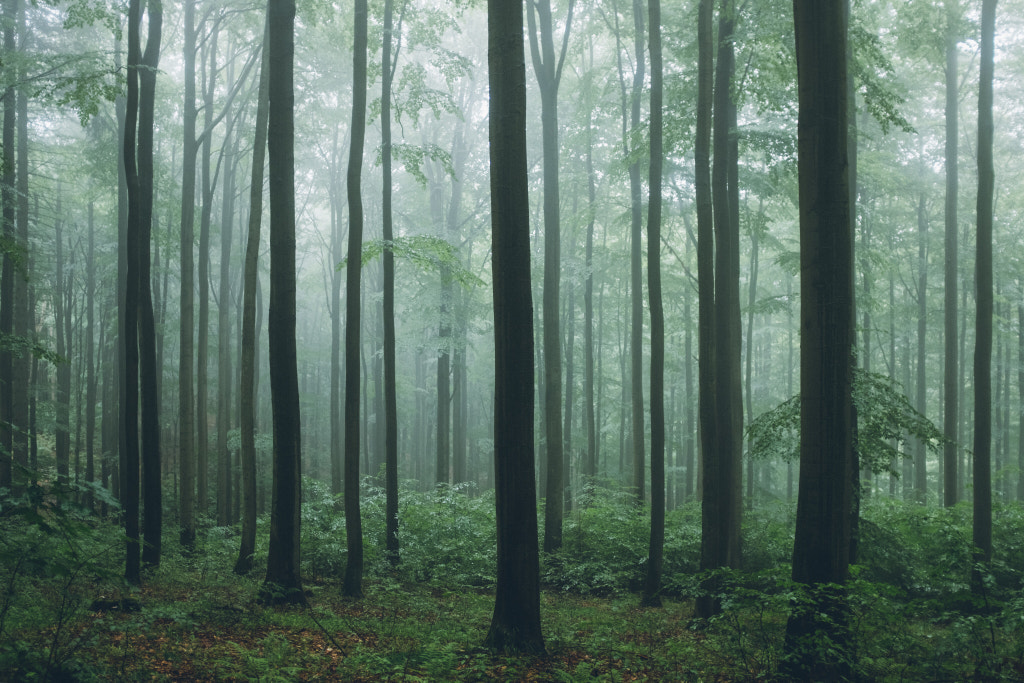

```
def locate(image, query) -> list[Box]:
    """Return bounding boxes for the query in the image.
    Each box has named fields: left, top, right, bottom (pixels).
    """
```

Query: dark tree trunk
left=136, top=0, right=163, bottom=569
left=972, top=0, right=996, bottom=565
left=217, top=103, right=237, bottom=527
left=178, top=0, right=198, bottom=550
left=343, top=0, right=368, bottom=599
left=784, top=0, right=854, bottom=676
left=261, top=0, right=304, bottom=605
left=121, top=0, right=143, bottom=585
left=234, top=15, right=269, bottom=576
left=483, top=0, right=544, bottom=653
left=0, top=0, right=15, bottom=493
left=528, top=0, right=574, bottom=553
left=12, top=0, right=29, bottom=491
left=642, top=0, right=665, bottom=608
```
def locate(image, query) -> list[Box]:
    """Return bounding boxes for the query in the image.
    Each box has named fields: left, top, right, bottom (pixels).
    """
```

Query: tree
left=973, top=0, right=996, bottom=565
left=641, top=0, right=665, bottom=609
left=135, top=0, right=163, bottom=569
left=261, top=0, right=304, bottom=605
left=528, top=0, right=574, bottom=554
left=343, top=0, right=368, bottom=599
left=942, top=0, right=960, bottom=508
left=381, top=0, right=400, bottom=566
left=483, top=0, right=543, bottom=653
left=784, top=0, right=854, bottom=676
left=234, top=15, right=269, bottom=576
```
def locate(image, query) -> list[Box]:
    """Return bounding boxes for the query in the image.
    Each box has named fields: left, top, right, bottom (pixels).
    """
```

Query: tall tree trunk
left=179, top=0, right=198, bottom=549
left=972, top=0, right=996, bottom=564
left=85, top=204, right=97, bottom=510
left=942, top=0, right=959, bottom=507
left=629, top=0, right=646, bottom=502
left=217, top=98, right=237, bottom=527
left=330, top=127, right=344, bottom=496
left=0, top=0, right=17, bottom=492
left=234, top=14, right=269, bottom=576
left=528, top=0, right=574, bottom=551
left=484, top=0, right=543, bottom=651
left=642, top=0, right=665, bottom=608
left=915, top=193, right=928, bottom=502
left=583, top=74, right=597, bottom=482
left=343, top=0, right=368, bottom=598
left=12, top=0, right=29, bottom=489
left=381, top=0, right=399, bottom=564
left=785, top=0, right=854, bottom=676
left=694, top=0, right=718, bottom=620
left=136, top=0, right=163, bottom=569
left=121, top=0, right=143, bottom=584
left=261, top=0, right=304, bottom=605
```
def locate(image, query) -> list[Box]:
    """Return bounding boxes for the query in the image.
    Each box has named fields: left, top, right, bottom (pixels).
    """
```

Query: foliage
left=338, top=235, right=484, bottom=288
left=747, top=369, right=946, bottom=477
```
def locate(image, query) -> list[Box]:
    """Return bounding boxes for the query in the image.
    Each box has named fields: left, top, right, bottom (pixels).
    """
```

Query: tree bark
left=642, top=0, right=665, bottom=608
left=942, top=0, right=959, bottom=507
left=484, top=0, right=544, bottom=653
left=234, top=15, right=269, bottom=576
left=261, top=0, right=304, bottom=605
left=785, top=0, right=854, bottom=676
left=972, top=0, right=996, bottom=565
left=343, top=0, right=368, bottom=599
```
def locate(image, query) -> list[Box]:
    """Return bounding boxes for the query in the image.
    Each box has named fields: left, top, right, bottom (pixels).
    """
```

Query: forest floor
left=40, top=574, right=737, bottom=682
left=5, top=489, right=1024, bottom=680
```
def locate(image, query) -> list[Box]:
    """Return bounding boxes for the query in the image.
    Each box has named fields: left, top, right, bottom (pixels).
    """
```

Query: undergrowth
left=1, top=478, right=1023, bottom=681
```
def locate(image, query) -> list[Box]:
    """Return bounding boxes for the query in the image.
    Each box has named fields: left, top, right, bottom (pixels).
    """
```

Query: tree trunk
left=972, top=0, right=996, bottom=565
left=178, top=0, right=198, bottom=549
left=629, top=0, right=646, bottom=503
left=484, top=0, right=544, bottom=652
left=528, top=0, right=574, bottom=553
left=343, top=0, right=368, bottom=599
left=784, top=1, right=854, bottom=676
left=234, top=14, right=269, bottom=576
left=382, top=0, right=399, bottom=564
left=261, top=0, right=304, bottom=605
left=942, top=0, right=959, bottom=507
left=642, top=0, right=664, bottom=608
left=136, top=0, right=163, bottom=569
left=915, top=193, right=928, bottom=503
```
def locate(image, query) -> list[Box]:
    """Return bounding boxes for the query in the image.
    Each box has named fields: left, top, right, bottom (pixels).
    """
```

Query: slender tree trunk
left=629, top=0, right=646, bottom=502
left=217, top=97, right=237, bottom=527
left=973, top=0, right=996, bottom=564
left=915, top=193, right=928, bottom=503
left=85, top=204, right=97, bottom=510
left=234, top=15, right=269, bottom=576
left=179, top=0, right=198, bottom=549
left=943, top=0, right=959, bottom=507
left=121, top=0, right=143, bottom=584
left=0, top=0, right=17, bottom=492
left=642, top=0, right=665, bottom=608
left=11, top=0, right=29, bottom=489
left=382, top=0, right=399, bottom=564
left=136, top=0, right=163, bottom=568
left=343, top=0, right=368, bottom=598
left=528, top=0, right=574, bottom=552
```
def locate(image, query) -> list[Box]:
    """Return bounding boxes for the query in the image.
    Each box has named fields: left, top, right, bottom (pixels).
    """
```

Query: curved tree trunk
left=234, top=16, right=268, bottom=576
left=343, top=0, right=368, bottom=598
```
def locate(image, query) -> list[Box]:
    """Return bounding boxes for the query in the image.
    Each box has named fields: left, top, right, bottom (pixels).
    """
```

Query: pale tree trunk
left=943, top=0, right=959, bottom=507
left=915, top=193, right=928, bottom=503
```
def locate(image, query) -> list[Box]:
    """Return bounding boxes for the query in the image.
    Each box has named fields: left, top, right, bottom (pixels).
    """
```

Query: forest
left=2, top=0, right=1024, bottom=679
